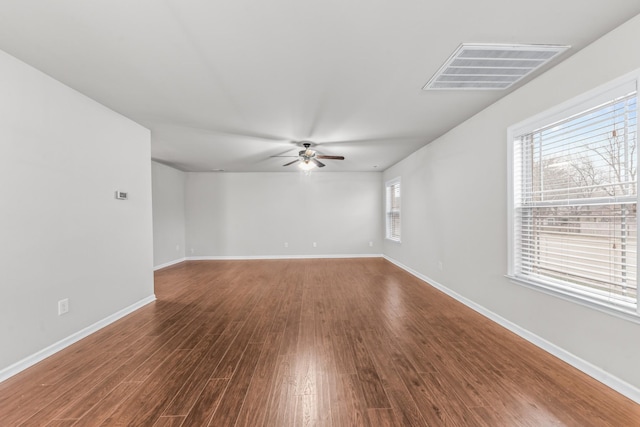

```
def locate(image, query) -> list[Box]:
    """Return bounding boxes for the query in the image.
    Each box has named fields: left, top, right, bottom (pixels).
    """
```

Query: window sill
left=385, top=237, right=401, bottom=243
left=506, top=275, right=640, bottom=325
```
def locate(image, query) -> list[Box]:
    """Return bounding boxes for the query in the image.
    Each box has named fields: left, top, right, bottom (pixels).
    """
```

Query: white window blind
left=511, top=88, right=638, bottom=315
left=386, top=179, right=401, bottom=241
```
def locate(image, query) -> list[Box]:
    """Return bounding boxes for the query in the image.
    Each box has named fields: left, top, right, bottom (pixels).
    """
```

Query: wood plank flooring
left=1, top=258, right=639, bottom=426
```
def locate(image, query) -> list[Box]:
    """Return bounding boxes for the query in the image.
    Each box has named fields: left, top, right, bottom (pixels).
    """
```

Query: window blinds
left=386, top=180, right=401, bottom=241
left=513, top=92, right=638, bottom=312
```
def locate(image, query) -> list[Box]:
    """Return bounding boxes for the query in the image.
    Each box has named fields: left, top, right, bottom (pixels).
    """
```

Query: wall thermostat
left=115, top=191, right=128, bottom=200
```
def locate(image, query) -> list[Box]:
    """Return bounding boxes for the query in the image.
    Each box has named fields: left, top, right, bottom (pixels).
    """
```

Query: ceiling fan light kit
left=299, top=160, right=315, bottom=171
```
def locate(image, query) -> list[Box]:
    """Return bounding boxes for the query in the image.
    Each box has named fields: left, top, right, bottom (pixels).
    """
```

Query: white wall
left=185, top=172, right=382, bottom=257
left=152, top=161, right=186, bottom=268
left=0, top=49, right=154, bottom=374
left=383, top=14, right=640, bottom=393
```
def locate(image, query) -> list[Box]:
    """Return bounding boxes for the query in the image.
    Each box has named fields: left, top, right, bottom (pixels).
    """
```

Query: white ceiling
left=1, top=1, right=639, bottom=172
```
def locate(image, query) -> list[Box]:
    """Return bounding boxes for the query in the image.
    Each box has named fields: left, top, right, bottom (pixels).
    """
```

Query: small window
left=386, top=178, right=401, bottom=242
left=508, top=75, right=639, bottom=318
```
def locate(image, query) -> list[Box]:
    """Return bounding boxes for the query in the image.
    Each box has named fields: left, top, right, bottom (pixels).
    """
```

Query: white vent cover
left=423, top=43, right=569, bottom=90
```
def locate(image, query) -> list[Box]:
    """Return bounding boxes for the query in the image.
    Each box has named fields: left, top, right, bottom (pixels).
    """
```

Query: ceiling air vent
left=423, top=43, right=569, bottom=90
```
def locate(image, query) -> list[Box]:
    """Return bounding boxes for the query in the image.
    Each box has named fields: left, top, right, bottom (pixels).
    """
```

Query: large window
left=386, top=178, right=401, bottom=241
left=508, top=77, right=639, bottom=318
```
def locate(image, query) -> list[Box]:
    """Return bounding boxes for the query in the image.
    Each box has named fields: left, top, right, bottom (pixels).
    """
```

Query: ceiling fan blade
left=317, top=155, right=345, bottom=160
left=283, top=159, right=301, bottom=167
left=311, top=158, right=325, bottom=168
left=270, top=155, right=299, bottom=158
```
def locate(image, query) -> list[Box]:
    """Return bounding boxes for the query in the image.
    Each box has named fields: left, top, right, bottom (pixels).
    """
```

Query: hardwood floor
left=1, top=258, right=639, bottom=426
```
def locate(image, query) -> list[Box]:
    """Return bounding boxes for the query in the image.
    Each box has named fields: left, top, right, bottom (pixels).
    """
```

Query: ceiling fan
left=272, top=142, right=344, bottom=170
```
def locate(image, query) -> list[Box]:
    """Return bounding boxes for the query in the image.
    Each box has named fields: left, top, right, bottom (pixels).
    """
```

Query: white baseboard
left=0, top=294, right=156, bottom=383
left=187, top=253, right=382, bottom=261
left=154, top=257, right=186, bottom=271
left=382, top=255, right=640, bottom=405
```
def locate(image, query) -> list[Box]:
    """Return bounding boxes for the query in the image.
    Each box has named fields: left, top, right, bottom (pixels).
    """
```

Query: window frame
left=507, top=71, right=640, bottom=323
left=385, top=177, right=401, bottom=242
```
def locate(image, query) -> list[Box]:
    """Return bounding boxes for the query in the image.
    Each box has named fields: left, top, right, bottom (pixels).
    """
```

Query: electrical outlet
left=58, top=298, right=69, bottom=315
left=369, top=241, right=373, bottom=247
left=176, top=244, right=180, bottom=251
left=312, top=242, right=317, bottom=248
left=438, top=261, right=443, bottom=271
left=284, top=242, right=289, bottom=248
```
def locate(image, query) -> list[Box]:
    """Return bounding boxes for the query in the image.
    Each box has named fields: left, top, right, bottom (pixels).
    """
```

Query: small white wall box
left=115, top=191, right=128, bottom=200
